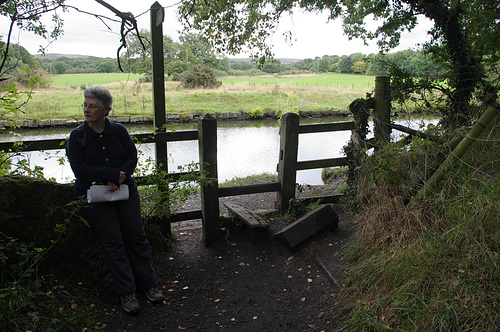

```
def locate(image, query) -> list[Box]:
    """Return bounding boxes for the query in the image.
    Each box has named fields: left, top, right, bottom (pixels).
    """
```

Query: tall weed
left=343, top=121, right=499, bottom=331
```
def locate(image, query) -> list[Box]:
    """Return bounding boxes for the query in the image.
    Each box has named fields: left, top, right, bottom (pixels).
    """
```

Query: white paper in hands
left=87, top=184, right=129, bottom=203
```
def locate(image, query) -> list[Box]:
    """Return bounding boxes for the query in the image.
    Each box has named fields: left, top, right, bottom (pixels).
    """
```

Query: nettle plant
left=133, top=130, right=213, bottom=220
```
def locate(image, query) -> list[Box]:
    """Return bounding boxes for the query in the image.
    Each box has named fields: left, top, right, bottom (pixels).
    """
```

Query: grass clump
left=342, top=120, right=499, bottom=331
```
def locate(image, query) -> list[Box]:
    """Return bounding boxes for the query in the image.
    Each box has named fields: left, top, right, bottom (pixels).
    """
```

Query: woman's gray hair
left=84, top=86, right=113, bottom=114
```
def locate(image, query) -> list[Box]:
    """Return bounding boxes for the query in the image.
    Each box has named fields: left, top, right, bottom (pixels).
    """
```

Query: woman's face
left=83, top=97, right=107, bottom=124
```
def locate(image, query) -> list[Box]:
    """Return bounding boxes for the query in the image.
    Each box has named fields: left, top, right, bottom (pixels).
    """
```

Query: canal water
left=0, top=117, right=437, bottom=185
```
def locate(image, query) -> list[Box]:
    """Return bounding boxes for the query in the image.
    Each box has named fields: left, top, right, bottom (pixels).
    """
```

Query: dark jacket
left=67, top=118, right=138, bottom=197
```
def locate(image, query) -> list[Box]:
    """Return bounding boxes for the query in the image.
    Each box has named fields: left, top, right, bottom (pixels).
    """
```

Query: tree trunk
left=407, top=0, right=481, bottom=127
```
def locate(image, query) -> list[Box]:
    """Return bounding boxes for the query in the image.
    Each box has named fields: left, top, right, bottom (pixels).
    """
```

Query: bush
left=180, top=65, right=222, bottom=89
left=138, top=75, right=153, bottom=83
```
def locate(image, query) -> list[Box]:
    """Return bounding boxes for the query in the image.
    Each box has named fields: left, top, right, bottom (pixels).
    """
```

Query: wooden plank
left=297, top=157, right=348, bottom=170
left=218, top=181, right=281, bottom=197
left=133, top=131, right=198, bottom=144
left=224, top=202, right=269, bottom=229
left=0, top=139, right=65, bottom=152
left=275, top=205, right=338, bottom=249
left=150, top=2, right=167, bottom=172
left=299, top=121, right=355, bottom=134
left=374, top=76, right=392, bottom=146
left=277, top=112, right=300, bottom=213
left=198, top=114, right=221, bottom=246
left=0, top=130, right=199, bottom=153
left=170, top=210, right=202, bottom=223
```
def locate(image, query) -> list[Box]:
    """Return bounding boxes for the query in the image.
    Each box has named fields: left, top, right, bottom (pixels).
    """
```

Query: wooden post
left=413, top=106, right=498, bottom=199
left=374, top=76, right=392, bottom=147
left=277, top=112, right=300, bottom=214
left=198, top=114, right=220, bottom=246
left=150, top=2, right=167, bottom=172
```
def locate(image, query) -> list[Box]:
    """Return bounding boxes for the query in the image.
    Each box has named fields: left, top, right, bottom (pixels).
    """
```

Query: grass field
left=50, top=72, right=375, bottom=89
left=221, top=73, right=375, bottom=89
left=50, top=73, right=145, bottom=87
left=8, top=73, right=375, bottom=121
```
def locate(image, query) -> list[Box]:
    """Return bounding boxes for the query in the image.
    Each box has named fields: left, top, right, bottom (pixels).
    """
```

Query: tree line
left=2, top=34, right=445, bottom=82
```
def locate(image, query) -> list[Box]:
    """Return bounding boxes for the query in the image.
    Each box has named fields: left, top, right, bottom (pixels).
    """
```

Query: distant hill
left=228, top=57, right=303, bottom=64
left=34, top=53, right=112, bottom=59
left=35, top=54, right=303, bottom=64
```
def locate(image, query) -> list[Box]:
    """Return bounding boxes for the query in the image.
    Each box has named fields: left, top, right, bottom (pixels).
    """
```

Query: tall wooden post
left=150, top=2, right=167, bottom=172
left=374, top=76, right=392, bottom=147
left=277, top=112, right=300, bottom=214
left=198, top=114, right=220, bottom=246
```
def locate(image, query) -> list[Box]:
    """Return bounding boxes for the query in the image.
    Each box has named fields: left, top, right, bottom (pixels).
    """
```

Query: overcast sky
left=1, top=0, right=434, bottom=59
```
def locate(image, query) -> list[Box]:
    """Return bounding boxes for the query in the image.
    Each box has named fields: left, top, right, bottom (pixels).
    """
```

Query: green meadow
left=50, top=73, right=144, bottom=87
left=11, top=73, right=375, bottom=121
left=221, top=73, right=375, bottom=89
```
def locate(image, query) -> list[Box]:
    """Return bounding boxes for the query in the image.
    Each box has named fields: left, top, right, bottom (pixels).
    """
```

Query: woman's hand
left=108, top=181, right=119, bottom=192
left=108, top=171, right=126, bottom=191
left=119, top=171, right=126, bottom=184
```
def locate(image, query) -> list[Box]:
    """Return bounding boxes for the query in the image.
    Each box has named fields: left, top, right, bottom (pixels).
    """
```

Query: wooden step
left=224, top=202, right=270, bottom=229
left=275, top=205, right=338, bottom=249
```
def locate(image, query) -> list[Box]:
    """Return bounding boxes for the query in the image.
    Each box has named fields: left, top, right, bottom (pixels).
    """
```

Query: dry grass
left=342, top=122, right=500, bottom=331
left=8, top=79, right=370, bottom=121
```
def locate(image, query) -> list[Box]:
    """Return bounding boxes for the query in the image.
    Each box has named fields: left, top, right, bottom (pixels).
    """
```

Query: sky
left=1, top=0, right=434, bottom=60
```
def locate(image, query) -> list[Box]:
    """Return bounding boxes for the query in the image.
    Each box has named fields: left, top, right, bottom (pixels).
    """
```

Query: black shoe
left=145, top=287, right=164, bottom=303
left=120, top=292, right=140, bottom=314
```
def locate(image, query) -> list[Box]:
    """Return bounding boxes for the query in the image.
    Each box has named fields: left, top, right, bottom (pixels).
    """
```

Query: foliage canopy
left=179, top=0, right=500, bottom=127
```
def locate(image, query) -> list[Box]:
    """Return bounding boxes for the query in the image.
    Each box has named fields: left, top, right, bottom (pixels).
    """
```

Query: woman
left=67, top=86, right=163, bottom=314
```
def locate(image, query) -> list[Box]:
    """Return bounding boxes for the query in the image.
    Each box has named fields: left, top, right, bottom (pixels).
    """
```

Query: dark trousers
left=85, top=190, right=158, bottom=295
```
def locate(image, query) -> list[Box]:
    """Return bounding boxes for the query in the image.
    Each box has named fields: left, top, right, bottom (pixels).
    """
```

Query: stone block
left=51, top=119, right=68, bottom=126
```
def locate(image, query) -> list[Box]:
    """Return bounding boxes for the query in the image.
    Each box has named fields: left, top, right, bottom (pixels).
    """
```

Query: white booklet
left=87, top=184, right=129, bottom=203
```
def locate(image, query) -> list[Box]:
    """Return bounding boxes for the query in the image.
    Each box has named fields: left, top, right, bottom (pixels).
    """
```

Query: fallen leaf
left=214, top=299, right=221, bottom=303
left=301, top=297, right=307, bottom=302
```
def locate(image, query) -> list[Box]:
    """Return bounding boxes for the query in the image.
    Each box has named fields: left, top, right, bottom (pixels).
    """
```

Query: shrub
left=180, top=65, right=222, bottom=89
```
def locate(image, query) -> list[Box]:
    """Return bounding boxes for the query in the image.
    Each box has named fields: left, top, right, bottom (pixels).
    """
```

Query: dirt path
left=94, top=181, right=353, bottom=331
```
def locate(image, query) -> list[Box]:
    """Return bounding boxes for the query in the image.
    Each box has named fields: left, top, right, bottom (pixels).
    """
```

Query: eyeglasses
left=81, top=103, right=100, bottom=110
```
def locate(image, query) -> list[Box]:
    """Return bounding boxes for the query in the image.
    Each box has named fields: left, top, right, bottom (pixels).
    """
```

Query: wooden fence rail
left=0, top=116, right=356, bottom=245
